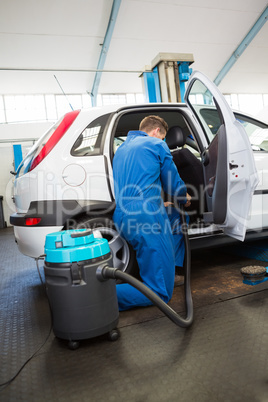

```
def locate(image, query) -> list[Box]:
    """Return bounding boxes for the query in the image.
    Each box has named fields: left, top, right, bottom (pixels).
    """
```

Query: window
left=196, top=107, right=268, bottom=152
left=71, top=114, right=111, bottom=156
left=4, top=94, right=46, bottom=122
left=113, top=136, right=127, bottom=154
left=0, top=96, right=5, bottom=123
left=0, top=93, right=144, bottom=123
left=186, top=79, right=222, bottom=141
left=199, top=108, right=221, bottom=136
left=45, top=95, right=57, bottom=120
left=236, top=115, right=268, bottom=152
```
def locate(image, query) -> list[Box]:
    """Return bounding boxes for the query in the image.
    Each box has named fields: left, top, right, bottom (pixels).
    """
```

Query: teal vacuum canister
left=44, top=229, right=119, bottom=348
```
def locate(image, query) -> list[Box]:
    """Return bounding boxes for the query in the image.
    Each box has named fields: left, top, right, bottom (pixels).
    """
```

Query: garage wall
left=0, top=122, right=52, bottom=227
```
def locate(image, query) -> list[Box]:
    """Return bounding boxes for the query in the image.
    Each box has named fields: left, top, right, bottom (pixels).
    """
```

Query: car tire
left=70, top=215, right=140, bottom=279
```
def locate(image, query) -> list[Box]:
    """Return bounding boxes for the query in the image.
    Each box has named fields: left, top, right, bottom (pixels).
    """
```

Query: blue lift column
left=177, top=61, right=193, bottom=102
left=140, top=66, right=162, bottom=103
left=13, top=144, right=23, bottom=172
left=140, top=53, right=194, bottom=103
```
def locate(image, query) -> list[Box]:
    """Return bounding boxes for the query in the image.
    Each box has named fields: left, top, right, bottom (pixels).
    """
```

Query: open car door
left=185, top=71, right=259, bottom=241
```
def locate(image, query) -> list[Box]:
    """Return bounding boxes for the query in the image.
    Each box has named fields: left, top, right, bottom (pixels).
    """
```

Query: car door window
left=187, top=80, right=223, bottom=142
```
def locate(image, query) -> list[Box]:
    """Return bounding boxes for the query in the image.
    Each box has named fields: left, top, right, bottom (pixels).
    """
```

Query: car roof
left=79, top=102, right=187, bottom=117
left=77, top=102, right=268, bottom=130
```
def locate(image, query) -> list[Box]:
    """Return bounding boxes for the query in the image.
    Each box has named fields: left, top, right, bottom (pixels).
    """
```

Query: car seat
left=165, top=126, right=206, bottom=220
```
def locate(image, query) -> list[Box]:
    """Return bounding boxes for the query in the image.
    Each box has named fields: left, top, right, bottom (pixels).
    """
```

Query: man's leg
left=116, top=284, right=153, bottom=311
left=116, top=207, right=175, bottom=311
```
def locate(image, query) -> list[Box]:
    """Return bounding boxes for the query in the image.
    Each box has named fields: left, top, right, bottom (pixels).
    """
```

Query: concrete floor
left=1, top=227, right=268, bottom=401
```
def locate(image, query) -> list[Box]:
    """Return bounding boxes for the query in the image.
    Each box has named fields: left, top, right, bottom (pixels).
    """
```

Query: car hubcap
left=93, top=227, right=130, bottom=272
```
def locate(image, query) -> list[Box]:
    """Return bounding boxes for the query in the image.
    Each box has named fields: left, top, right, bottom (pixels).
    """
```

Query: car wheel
left=71, top=216, right=140, bottom=278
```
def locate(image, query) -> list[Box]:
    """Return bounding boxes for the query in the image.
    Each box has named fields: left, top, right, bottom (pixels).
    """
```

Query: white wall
left=0, top=122, right=52, bottom=227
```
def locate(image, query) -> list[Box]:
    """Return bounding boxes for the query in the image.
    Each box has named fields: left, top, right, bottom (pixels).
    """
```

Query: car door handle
left=229, top=163, right=239, bottom=170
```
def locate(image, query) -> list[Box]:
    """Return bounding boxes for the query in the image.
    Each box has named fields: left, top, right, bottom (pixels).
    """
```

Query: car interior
left=112, top=109, right=207, bottom=224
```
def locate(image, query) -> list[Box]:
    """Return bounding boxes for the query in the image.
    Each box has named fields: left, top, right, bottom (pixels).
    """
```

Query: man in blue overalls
left=113, top=115, right=191, bottom=311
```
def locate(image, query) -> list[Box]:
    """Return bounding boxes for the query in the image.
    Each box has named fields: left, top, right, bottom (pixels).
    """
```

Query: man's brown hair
left=139, top=115, right=168, bottom=135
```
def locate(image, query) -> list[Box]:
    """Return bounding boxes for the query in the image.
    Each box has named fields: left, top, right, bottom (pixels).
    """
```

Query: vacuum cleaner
left=44, top=208, right=193, bottom=349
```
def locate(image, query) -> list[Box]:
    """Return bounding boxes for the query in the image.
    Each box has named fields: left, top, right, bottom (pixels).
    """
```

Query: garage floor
left=1, top=227, right=268, bottom=402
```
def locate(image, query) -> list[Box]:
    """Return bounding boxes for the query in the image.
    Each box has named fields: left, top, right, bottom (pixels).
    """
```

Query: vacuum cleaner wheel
left=108, top=328, right=120, bottom=342
left=67, top=329, right=120, bottom=350
left=68, top=340, right=80, bottom=350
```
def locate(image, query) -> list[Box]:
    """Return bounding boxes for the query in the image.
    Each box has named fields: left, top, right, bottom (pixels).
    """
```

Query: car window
left=235, top=115, right=268, bottom=151
left=113, top=136, right=127, bottom=153
left=71, top=113, right=110, bottom=156
left=187, top=81, right=225, bottom=143
left=197, top=107, right=268, bottom=152
left=183, top=144, right=201, bottom=159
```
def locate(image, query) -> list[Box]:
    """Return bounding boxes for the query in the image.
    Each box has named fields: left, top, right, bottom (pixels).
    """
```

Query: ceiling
left=1, top=0, right=268, bottom=97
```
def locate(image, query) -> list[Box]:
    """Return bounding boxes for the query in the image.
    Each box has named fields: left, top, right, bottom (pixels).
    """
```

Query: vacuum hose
left=97, top=205, right=193, bottom=328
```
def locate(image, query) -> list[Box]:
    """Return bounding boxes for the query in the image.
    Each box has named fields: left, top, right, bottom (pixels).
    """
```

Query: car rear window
left=71, top=113, right=110, bottom=156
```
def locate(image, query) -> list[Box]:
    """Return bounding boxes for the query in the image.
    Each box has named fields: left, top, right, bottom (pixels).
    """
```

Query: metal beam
left=90, top=0, right=122, bottom=106
left=0, top=68, right=141, bottom=73
left=214, top=5, right=268, bottom=87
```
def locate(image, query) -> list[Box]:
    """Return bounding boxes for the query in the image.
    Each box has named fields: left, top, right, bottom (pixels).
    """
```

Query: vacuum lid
left=44, top=229, right=110, bottom=263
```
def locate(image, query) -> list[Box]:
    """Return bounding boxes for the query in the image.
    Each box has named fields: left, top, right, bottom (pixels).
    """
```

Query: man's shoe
left=174, top=274, right=184, bottom=287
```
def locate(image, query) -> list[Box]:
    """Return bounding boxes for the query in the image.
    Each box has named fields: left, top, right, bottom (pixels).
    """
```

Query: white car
left=10, top=72, right=266, bottom=275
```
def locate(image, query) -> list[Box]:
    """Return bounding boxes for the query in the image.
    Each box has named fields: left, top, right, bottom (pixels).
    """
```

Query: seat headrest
left=165, top=126, right=187, bottom=149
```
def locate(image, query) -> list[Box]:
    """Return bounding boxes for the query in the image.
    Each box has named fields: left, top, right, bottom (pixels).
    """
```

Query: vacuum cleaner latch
left=70, top=262, right=82, bottom=285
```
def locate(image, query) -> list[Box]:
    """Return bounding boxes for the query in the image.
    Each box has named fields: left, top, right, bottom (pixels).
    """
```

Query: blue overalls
left=113, top=130, right=187, bottom=311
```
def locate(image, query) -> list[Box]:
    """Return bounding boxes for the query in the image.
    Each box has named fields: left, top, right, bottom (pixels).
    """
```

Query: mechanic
left=113, top=115, right=191, bottom=311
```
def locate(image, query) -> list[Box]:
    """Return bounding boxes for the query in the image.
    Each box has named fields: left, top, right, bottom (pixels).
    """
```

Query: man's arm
left=159, top=143, right=188, bottom=203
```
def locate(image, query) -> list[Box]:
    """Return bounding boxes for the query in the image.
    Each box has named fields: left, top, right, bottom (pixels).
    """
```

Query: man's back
left=113, top=130, right=173, bottom=203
